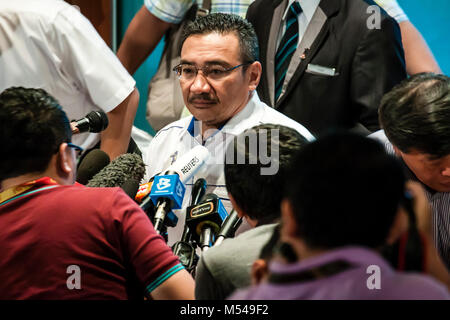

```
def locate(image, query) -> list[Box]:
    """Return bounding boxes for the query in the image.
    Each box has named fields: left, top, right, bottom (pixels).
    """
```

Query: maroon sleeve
left=109, top=188, right=183, bottom=295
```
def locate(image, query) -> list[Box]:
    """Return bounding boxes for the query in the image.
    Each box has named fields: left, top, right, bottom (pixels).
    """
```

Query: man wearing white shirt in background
left=0, top=0, right=139, bottom=160
left=143, top=13, right=314, bottom=246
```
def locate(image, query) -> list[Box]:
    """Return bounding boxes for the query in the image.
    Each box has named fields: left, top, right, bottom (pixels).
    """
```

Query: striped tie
left=275, top=1, right=302, bottom=101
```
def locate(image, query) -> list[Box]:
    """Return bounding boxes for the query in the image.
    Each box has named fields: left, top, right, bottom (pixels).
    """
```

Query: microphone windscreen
left=86, top=111, right=108, bottom=133
left=87, top=153, right=145, bottom=188
left=120, top=179, right=140, bottom=200
left=76, top=149, right=111, bottom=185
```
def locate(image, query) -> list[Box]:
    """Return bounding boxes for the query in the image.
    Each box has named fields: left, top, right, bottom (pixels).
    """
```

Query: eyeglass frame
left=66, top=142, right=84, bottom=156
left=172, top=62, right=254, bottom=82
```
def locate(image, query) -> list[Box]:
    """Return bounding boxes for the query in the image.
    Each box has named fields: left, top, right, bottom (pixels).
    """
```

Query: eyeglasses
left=173, top=62, right=253, bottom=82
left=67, top=142, right=84, bottom=156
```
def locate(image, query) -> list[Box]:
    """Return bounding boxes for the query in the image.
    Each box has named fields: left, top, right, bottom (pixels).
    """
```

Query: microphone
left=190, top=178, right=208, bottom=207
left=185, top=193, right=228, bottom=251
left=86, top=153, right=146, bottom=198
left=148, top=146, right=210, bottom=236
left=214, top=209, right=242, bottom=247
left=71, top=111, right=108, bottom=134
left=121, top=179, right=140, bottom=200
left=76, top=149, right=110, bottom=185
left=173, top=178, right=207, bottom=258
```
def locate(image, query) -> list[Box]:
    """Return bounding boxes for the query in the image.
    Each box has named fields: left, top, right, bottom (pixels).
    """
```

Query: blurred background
left=66, top=0, right=450, bottom=136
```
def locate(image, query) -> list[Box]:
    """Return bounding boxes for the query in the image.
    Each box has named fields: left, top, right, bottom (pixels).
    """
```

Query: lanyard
left=0, top=177, right=59, bottom=204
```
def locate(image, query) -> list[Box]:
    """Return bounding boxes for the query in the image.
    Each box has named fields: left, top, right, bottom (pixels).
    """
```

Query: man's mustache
left=188, top=93, right=219, bottom=103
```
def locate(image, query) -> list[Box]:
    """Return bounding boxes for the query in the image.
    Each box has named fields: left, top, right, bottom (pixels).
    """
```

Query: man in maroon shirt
left=0, top=87, right=195, bottom=299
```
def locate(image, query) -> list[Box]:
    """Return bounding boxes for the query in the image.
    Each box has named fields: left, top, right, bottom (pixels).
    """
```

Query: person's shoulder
left=0, top=0, right=71, bottom=22
left=386, top=272, right=450, bottom=299
left=202, top=224, right=278, bottom=264
left=259, top=103, right=315, bottom=141
left=151, top=116, right=191, bottom=141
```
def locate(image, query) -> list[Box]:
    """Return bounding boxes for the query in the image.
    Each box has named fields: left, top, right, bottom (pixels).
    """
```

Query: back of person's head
left=379, top=73, right=450, bottom=158
left=225, top=124, right=308, bottom=224
left=0, top=87, right=71, bottom=181
left=181, top=13, right=259, bottom=63
left=285, top=132, right=406, bottom=249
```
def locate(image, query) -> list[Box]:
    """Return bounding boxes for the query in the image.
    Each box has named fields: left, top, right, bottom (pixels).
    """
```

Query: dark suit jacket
left=246, top=0, right=406, bottom=136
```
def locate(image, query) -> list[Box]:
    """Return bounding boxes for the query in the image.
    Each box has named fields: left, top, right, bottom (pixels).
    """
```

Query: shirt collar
left=282, top=0, right=321, bottom=22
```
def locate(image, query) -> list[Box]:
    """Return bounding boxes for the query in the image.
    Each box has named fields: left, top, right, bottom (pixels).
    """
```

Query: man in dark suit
left=246, top=0, right=407, bottom=136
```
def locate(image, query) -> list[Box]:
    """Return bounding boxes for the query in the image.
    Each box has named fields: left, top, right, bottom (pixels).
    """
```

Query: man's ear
left=392, top=145, right=403, bottom=158
left=57, top=143, right=74, bottom=176
left=386, top=207, right=409, bottom=245
left=280, top=198, right=299, bottom=243
left=228, top=192, right=246, bottom=219
left=246, top=61, right=262, bottom=92
left=251, top=259, right=269, bottom=285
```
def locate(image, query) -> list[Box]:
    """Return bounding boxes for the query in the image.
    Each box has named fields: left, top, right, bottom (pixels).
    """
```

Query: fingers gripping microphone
left=76, top=149, right=110, bottom=185
left=186, top=193, right=228, bottom=251
left=148, top=146, right=210, bottom=236
left=214, top=209, right=242, bottom=247
left=71, top=111, right=109, bottom=134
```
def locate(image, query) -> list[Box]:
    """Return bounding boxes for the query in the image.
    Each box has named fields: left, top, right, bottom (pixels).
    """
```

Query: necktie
left=275, top=1, right=303, bottom=101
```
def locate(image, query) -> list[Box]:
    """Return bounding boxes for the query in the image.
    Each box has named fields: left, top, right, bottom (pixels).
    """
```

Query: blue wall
left=118, top=0, right=449, bottom=135
left=398, top=0, right=450, bottom=75
left=117, top=0, right=164, bottom=136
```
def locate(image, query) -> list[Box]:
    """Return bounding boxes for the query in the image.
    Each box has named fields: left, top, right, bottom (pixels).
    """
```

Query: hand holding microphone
left=71, top=111, right=108, bottom=134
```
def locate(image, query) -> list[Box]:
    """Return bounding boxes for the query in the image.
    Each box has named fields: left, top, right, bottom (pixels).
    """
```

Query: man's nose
left=441, top=167, right=450, bottom=177
left=190, top=72, right=211, bottom=93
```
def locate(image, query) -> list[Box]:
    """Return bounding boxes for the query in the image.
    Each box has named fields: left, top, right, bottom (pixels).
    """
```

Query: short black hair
left=225, top=124, right=308, bottom=224
left=0, top=87, right=71, bottom=181
left=181, top=13, right=259, bottom=63
left=379, top=73, right=450, bottom=158
left=285, top=132, right=405, bottom=249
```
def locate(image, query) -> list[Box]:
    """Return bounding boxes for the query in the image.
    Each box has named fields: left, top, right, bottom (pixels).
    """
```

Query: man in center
left=143, top=13, right=313, bottom=245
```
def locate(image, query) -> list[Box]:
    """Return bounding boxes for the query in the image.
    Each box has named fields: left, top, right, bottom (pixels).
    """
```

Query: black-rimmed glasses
left=173, top=62, right=253, bottom=82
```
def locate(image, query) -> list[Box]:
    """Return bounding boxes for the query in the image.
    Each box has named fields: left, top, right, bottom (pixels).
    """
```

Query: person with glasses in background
left=0, top=87, right=195, bottom=300
left=142, top=13, right=314, bottom=246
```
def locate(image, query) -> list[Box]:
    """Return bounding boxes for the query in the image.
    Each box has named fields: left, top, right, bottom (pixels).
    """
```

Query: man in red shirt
left=0, top=87, right=194, bottom=299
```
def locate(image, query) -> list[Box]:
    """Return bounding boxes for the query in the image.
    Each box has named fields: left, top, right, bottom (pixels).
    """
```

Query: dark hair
left=181, top=13, right=259, bottom=63
left=379, top=73, right=450, bottom=158
left=225, top=124, right=308, bottom=224
left=0, top=87, right=71, bottom=180
left=259, top=226, right=297, bottom=263
left=285, top=132, right=405, bottom=249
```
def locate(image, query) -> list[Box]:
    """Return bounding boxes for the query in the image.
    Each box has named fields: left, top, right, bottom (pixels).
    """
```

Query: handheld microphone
left=148, top=146, right=210, bottom=236
left=185, top=193, right=228, bottom=251
left=71, top=111, right=108, bottom=134
left=76, top=149, right=110, bottom=185
left=86, top=153, right=145, bottom=198
left=214, top=209, right=242, bottom=247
